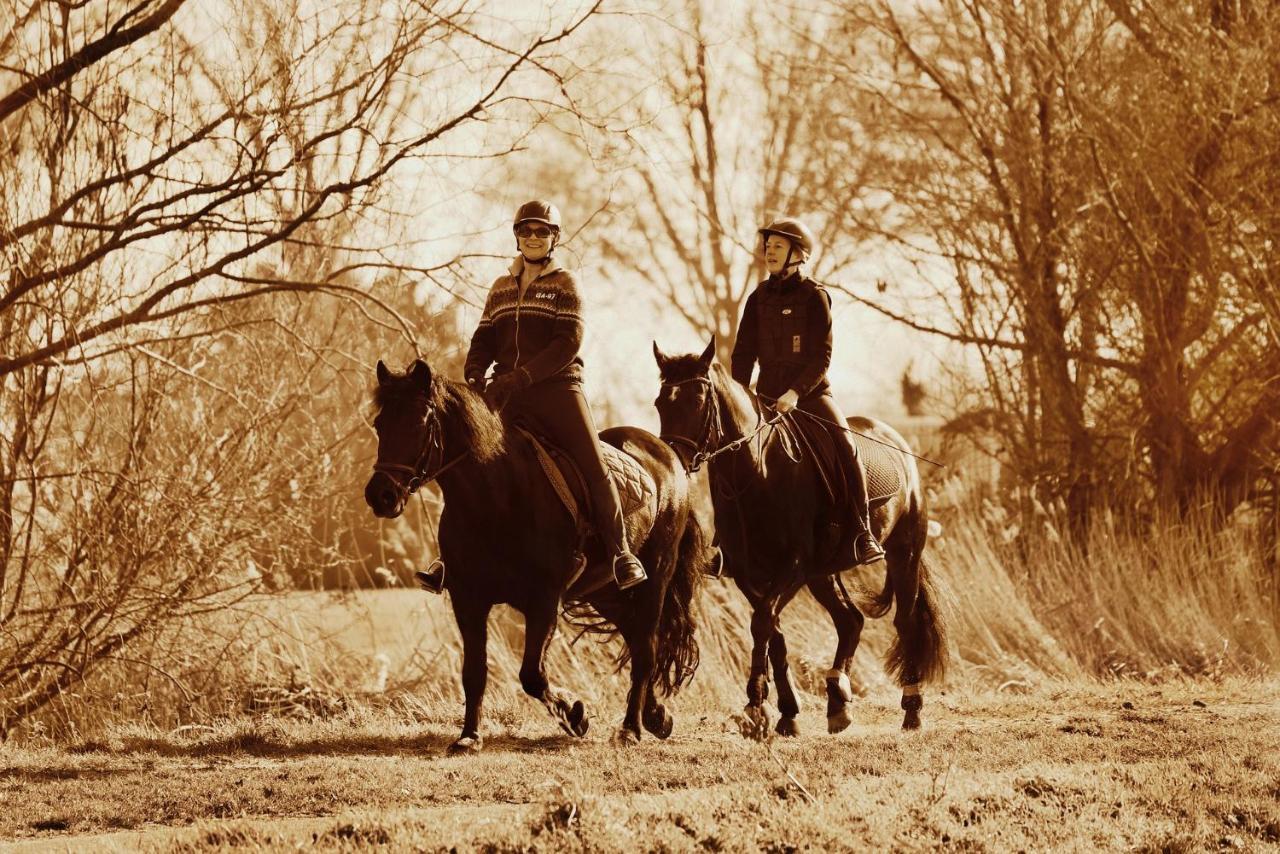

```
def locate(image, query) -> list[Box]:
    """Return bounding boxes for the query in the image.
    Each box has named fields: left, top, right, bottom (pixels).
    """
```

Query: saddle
left=775, top=413, right=902, bottom=509
left=514, top=424, right=656, bottom=533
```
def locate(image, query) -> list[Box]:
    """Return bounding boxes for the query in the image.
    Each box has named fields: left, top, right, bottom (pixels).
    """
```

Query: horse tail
left=883, top=542, right=949, bottom=687
left=652, top=511, right=707, bottom=697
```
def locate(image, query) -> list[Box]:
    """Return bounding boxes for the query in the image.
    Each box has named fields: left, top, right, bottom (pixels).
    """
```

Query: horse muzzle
left=364, top=471, right=407, bottom=518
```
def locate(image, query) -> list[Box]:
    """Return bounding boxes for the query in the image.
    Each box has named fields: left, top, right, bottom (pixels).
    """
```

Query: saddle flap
left=851, top=432, right=904, bottom=505
left=515, top=426, right=655, bottom=529
left=781, top=413, right=902, bottom=507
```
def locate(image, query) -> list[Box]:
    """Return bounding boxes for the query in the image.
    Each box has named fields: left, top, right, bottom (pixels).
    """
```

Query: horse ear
left=653, top=341, right=670, bottom=370
left=408, top=358, right=432, bottom=389
left=376, top=359, right=391, bottom=385
left=697, top=336, right=717, bottom=368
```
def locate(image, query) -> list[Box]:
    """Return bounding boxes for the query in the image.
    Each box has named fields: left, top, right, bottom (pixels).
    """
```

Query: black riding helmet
left=513, top=200, right=561, bottom=263
left=758, top=217, right=815, bottom=273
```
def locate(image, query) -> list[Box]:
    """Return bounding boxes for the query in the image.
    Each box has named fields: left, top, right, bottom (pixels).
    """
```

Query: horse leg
left=768, top=628, right=801, bottom=737
left=809, top=575, right=866, bottom=734
left=767, top=587, right=803, bottom=737
left=884, top=530, right=946, bottom=731
left=520, top=593, right=588, bottom=738
left=742, top=600, right=777, bottom=738
left=593, top=574, right=668, bottom=744
left=449, top=595, right=491, bottom=754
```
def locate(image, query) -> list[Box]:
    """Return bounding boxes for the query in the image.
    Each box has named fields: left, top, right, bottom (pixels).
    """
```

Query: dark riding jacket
left=730, top=271, right=833, bottom=401
left=464, top=257, right=584, bottom=387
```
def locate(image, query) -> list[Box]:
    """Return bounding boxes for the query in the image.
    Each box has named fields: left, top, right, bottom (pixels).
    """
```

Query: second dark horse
left=654, top=339, right=948, bottom=734
left=366, top=359, right=709, bottom=752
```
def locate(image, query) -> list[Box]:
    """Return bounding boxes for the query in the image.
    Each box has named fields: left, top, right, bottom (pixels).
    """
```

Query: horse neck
left=709, top=366, right=764, bottom=469
left=431, top=392, right=520, bottom=512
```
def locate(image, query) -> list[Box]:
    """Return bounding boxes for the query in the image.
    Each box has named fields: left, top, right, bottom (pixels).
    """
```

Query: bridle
left=371, top=401, right=466, bottom=498
left=657, top=377, right=723, bottom=473
left=657, top=375, right=778, bottom=473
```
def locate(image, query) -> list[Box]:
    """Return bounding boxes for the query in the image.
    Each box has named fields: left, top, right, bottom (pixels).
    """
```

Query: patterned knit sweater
left=464, top=257, right=585, bottom=387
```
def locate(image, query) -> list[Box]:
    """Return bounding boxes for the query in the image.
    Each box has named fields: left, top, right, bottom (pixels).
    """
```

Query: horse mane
left=371, top=367, right=506, bottom=465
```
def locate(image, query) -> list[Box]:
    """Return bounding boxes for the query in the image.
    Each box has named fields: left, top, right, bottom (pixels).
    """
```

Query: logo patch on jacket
left=535, top=291, right=556, bottom=300
left=782, top=308, right=792, bottom=315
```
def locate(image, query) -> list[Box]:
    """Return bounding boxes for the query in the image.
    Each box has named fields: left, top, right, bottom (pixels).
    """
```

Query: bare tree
left=823, top=0, right=1280, bottom=524
left=555, top=1, right=891, bottom=361
left=0, top=0, right=604, bottom=735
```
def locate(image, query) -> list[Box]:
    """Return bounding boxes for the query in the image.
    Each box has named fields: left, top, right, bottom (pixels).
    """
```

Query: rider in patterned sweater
left=464, top=200, right=649, bottom=591
left=730, top=217, right=885, bottom=566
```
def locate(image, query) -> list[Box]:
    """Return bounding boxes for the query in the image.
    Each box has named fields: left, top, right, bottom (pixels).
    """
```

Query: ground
left=2, top=680, right=1278, bottom=852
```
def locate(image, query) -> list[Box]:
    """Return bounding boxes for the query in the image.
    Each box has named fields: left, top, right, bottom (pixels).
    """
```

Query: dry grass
left=2, top=498, right=1277, bottom=849
left=8, top=498, right=1277, bottom=743
left=1, top=681, right=1277, bottom=851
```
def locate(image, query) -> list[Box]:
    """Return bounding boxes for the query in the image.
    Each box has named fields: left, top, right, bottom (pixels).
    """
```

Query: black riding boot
left=506, top=380, right=647, bottom=590
left=846, top=446, right=886, bottom=565
left=800, top=393, right=884, bottom=565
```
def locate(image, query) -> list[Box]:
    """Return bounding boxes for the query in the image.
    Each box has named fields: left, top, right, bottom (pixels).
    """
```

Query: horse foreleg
left=809, top=575, right=866, bottom=734
left=742, top=603, right=777, bottom=738
left=768, top=629, right=801, bottom=737
left=450, top=596, right=491, bottom=754
left=520, top=594, right=588, bottom=738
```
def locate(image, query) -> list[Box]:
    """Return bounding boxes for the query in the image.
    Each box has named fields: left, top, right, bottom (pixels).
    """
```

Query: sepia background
left=1, top=0, right=1278, bottom=848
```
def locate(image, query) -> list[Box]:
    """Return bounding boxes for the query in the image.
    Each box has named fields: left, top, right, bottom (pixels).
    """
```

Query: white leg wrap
left=901, top=683, right=922, bottom=697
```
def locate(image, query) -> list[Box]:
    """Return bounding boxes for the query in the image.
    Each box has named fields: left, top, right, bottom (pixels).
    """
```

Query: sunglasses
left=515, top=224, right=554, bottom=239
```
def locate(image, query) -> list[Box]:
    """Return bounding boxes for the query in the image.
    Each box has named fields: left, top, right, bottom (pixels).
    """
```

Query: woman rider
left=463, top=200, right=649, bottom=590
left=730, top=217, right=885, bottom=565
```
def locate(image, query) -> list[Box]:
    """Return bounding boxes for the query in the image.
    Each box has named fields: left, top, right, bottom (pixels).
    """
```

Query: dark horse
left=653, top=339, right=947, bottom=734
left=365, top=359, right=709, bottom=752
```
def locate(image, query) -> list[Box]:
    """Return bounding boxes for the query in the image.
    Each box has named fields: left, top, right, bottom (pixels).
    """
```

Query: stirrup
left=613, top=553, right=648, bottom=590
left=854, top=532, right=885, bottom=565
left=705, top=545, right=725, bottom=579
left=415, top=558, right=446, bottom=594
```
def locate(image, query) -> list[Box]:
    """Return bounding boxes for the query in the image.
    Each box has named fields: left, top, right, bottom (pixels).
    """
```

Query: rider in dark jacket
left=730, top=217, right=885, bottom=565
left=464, top=201, right=648, bottom=590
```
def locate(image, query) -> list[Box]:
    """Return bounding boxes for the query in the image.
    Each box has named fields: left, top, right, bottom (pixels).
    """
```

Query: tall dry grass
left=8, top=492, right=1277, bottom=742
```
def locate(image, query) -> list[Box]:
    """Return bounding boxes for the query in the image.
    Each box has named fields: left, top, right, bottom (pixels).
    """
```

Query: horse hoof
left=643, top=704, right=673, bottom=739
left=543, top=693, right=590, bottom=738
left=739, top=703, right=773, bottom=742
left=447, top=735, right=482, bottom=754
left=827, top=707, right=854, bottom=734
left=902, top=710, right=922, bottom=730
left=775, top=716, right=800, bottom=738
left=613, top=727, right=642, bottom=745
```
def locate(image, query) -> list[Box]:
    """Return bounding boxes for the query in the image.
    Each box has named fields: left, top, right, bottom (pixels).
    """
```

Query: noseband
left=372, top=403, right=463, bottom=497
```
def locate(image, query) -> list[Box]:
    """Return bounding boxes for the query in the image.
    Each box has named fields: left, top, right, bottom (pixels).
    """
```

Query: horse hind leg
left=885, top=544, right=947, bottom=732
left=808, top=575, right=866, bottom=734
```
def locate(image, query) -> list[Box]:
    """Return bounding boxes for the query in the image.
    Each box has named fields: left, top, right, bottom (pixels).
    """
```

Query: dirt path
left=2, top=681, right=1278, bottom=852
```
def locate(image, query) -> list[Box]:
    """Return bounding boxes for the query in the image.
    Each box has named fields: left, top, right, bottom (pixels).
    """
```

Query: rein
left=658, top=376, right=780, bottom=474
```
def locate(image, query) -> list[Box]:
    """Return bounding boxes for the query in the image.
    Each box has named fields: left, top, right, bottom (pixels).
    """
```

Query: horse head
left=652, top=337, right=720, bottom=472
left=365, top=358, right=444, bottom=518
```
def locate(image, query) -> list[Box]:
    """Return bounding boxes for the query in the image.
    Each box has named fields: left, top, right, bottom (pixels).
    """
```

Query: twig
left=764, top=742, right=815, bottom=804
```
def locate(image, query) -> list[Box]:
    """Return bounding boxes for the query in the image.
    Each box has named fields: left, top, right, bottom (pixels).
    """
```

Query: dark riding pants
left=799, top=393, right=872, bottom=528
left=505, top=379, right=628, bottom=555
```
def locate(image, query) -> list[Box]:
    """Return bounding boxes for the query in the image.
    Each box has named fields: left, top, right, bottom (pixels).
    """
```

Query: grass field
left=3, top=505, right=1278, bottom=851
left=2, top=679, right=1277, bottom=851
